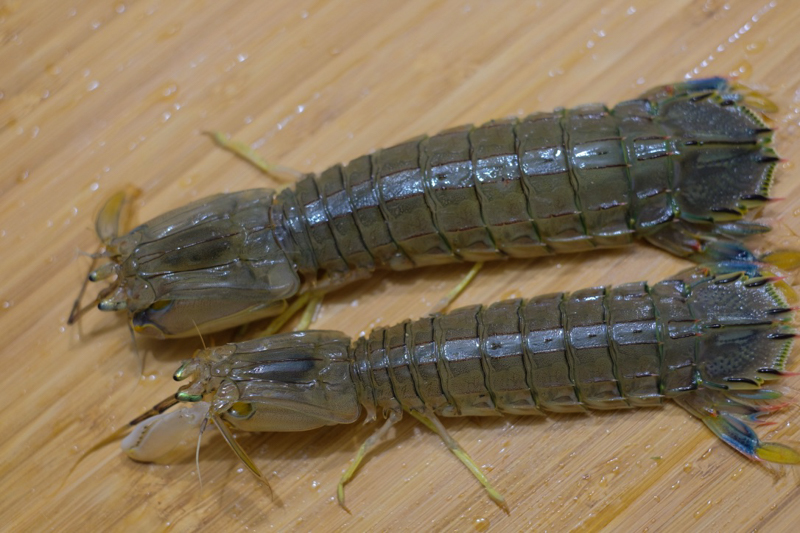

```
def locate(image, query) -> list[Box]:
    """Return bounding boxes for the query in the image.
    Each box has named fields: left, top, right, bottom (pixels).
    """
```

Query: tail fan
left=669, top=261, right=799, bottom=464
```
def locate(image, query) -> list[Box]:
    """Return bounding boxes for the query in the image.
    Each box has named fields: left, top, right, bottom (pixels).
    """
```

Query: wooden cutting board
left=3, top=0, right=800, bottom=530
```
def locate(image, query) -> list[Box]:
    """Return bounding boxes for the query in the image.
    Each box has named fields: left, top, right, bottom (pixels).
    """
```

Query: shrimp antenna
left=69, top=189, right=134, bottom=324
left=62, top=394, right=174, bottom=495
left=195, top=412, right=210, bottom=489
left=60, top=421, right=137, bottom=495
left=126, top=387, right=189, bottom=426
left=192, top=320, right=207, bottom=350
left=65, top=387, right=187, bottom=490
left=68, top=254, right=99, bottom=325
left=128, top=322, right=144, bottom=376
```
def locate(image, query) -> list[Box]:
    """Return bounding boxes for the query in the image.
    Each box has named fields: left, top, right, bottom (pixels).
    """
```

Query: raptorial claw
left=122, top=402, right=210, bottom=463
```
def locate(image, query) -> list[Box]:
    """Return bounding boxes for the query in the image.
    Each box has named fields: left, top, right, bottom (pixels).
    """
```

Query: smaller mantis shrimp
left=121, top=260, right=800, bottom=510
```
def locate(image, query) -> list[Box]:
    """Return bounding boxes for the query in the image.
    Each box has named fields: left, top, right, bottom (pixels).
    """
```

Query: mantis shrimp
left=70, top=78, right=781, bottom=338
left=121, top=260, right=800, bottom=509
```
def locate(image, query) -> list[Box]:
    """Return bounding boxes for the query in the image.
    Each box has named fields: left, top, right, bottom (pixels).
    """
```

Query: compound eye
left=176, top=391, right=204, bottom=402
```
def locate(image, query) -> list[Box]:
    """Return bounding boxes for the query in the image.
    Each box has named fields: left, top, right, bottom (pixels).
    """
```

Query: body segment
left=74, top=78, right=780, bottom=337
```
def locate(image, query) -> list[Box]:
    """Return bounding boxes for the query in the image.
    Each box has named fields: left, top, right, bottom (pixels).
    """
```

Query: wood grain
left=3, top=0, right=800, bottom=531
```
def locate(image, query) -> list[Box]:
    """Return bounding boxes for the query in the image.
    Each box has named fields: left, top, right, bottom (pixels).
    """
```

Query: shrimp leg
left=254, top=290, right=324, bottom=337
left=337, top=410, right=402, bottom=511
left=258, top=292, right=312, bottom=337
left=210, top=415, right=272, bottom=494
left=205, top=131, right=304, bottom=183
left=407, top=409, right=508, bottom=512
left=295, top=293, right=324, bottom=331
left=430, top=262, right=484, bottom=314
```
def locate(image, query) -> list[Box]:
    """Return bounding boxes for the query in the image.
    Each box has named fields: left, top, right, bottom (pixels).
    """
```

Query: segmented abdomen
left=351, top=282, right=668, bottom=417
left=350, top=263, right=793, bottom=417
left=277, top=99, right=674, bottom=277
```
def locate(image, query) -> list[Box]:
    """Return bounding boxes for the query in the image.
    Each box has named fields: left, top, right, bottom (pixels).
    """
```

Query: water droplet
left=693, top=499, right=712, bottom=518
left=115, top=3, right=126, bottom=14
left=159, top=23, right=182, bottom=40
left=87, top=80, right=100, bottom=92
left=161, top=82, right=179, bottom=99
left=730, top=61, right=752, bottom=80
left=683, top=462, right=692, bottom=473
left=746, top=40, right=765, bottom=53
left=474, top=517, right=490, bottom=532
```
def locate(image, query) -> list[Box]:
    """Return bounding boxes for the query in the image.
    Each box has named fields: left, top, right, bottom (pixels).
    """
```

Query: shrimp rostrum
left=123, top=261, right=800, bottom=508
left=73, top=78, right=780, bottom=338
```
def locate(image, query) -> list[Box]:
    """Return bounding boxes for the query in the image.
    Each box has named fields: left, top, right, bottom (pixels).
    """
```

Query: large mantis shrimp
left=70, top=78, right=780, bottom=338
left=121, top=261, right=800, bottom=509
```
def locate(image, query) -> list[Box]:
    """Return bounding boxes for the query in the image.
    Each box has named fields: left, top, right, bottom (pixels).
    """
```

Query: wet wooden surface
left=3, top=0, right=800, bottom=531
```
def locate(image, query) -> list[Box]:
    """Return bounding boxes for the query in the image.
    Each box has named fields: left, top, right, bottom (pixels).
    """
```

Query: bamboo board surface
left=4, top=0, right=800, bottom=531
